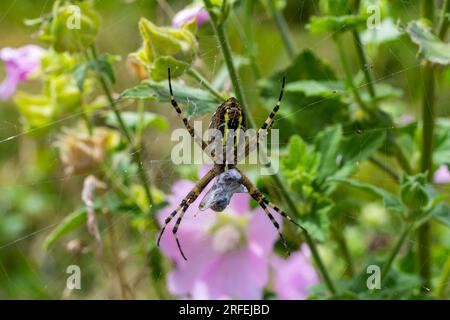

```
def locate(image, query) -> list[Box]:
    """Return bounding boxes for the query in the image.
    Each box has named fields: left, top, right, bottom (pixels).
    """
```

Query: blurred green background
left=0, top=0, right=449, bottom=299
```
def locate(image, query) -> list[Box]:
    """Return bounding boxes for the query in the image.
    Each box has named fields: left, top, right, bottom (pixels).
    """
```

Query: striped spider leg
left=236, top=167, right=306, bottom=255
left=239, top=76, right=285, bottom=162
left=168, top=68, right=209, bottom=152
left=157, top=167, right=219, bottom=260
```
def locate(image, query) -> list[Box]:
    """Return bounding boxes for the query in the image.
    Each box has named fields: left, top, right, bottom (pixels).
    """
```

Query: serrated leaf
left=329, top=177, right=404, bottom=213
left=406, top=20, right=450, bottom=65
left=120, top=80, right=222, bottom=118
left=44, top=209, right=87, bottom=249
left=105, top=111, right=168, bottom=132
left=308, top=15, right=366, bottom=34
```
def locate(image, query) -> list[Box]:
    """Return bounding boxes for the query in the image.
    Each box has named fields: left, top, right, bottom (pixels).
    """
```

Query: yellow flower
left=130, top=17, right=198, bottom=81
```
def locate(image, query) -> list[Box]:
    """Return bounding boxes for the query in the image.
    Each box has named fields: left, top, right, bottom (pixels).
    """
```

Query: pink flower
left=434, top=165, right=450, bottom=184
left=0, top=45, right=45, bottom=100
left=172, top=5, right=209, bottom=28
left=157, top=168, right=280, bottom=299
left=271, top=245, right=319, bottom=300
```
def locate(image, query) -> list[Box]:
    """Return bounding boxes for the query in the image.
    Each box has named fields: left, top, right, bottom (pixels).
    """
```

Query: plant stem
left=203, top=0, right=256, bottom=129
left=334, top=34, right=372, bottom=115
left=436, top=253, right=450, bottom=299
left=381, top=223, right=413, bottom=283
left=352, top=31, right=376, bottom=98
left=186, top=68, right=225, bottom=101
left=437, top=0, right=450, bottom=39
left=369, top=156, right=400, bottom=182
left=103, top=205, right=135, bottom=299
left=332, top=225, right=355, bottom=277
left=266, top=0, right=296, bottom=60
left=243, top=0, right=261, bottom=78
left=89, top=46, right=153, bottom=207
left=204, top=0, right=337, bottom=294
left=418, top=0, right=435, bottom=292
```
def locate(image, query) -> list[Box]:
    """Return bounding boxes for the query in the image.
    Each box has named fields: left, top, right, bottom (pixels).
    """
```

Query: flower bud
left=57, top=127, right=118, bottom=175
left=38, top=1, right=100, bottom=53
left=400, top=174, right=430, bottom=212
left=130, top=17, right=198, bottom=81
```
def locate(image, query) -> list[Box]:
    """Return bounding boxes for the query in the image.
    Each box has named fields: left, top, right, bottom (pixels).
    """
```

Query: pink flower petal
left=172, top=6, right=209, bottom=28
left=433, top=165, right=450, bottom=184
left=272, top=246, right=319, bottom=300
left=229, top=192, right=251, bottom=215
left=192, top=247, right=268, bottom=299
left=248, top=207, right=280, bottom=256
left=0, top=45, right=44, bottom=100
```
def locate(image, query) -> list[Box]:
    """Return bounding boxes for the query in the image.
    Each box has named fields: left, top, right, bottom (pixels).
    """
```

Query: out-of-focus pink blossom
left=0, top=45, right=45, bottom=100
left=434, top=165, right=450, bottom=184
left=172, top=5, right=209, bottom=28
left=272, top=245, right=319, bottom=300
left=157, top=168, right=280, bottom=299
left=398, top=114, right=415, bottom=126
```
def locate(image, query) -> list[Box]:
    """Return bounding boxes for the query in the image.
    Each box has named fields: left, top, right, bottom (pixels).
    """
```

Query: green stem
left=89, top=46, right=154, bottom=206
left=243, top=0, right=261, bottom=78
left=392, top=140, right=413, bottom=174
left=204, top=0, right=336, bottom=295
left=436, top=253, right=450, bottom=299
left=437, top=0, right=450, bottom=39
left=203, top=0, right=256, bottom=129
left=266, top=0, right=296, bottom=60
left=421, top=0, right=435, bottom=22
left=186, top=68, right=225, bottom=101
left=334, top=34, right=372, bottom=115
left=381, top=223, right=413, bottom=283
left=369, top=156, right=400, bottom=182
left=418, top=0, right=435, bottom=292
left=332, top=225, right=355, bottom=277
left=352, top=31, right=376, bottom=98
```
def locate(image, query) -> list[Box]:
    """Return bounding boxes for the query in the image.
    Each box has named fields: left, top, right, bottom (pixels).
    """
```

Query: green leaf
left=212, top=55, right=250, bottom=90
left=44, top=209, right=87, bottom=249
left=406, top=20, right=450, bottom=65
left=285, top=80, right=344, bottom=97
left=90, top=53, right=117, bottom=84
left=329, top=177, right=404, bottom=213
left=121, top=80, right=222, bottom=118
left=259, top=50, right=349, bottom=140
left=73, top=63, right=88, bottom=91
left=307, top=15, right=366, bottom=34
left=315, top=125, right=342, bottom=181
left=335, top=129, right=387, bottom=177
left=434, top=118, right=450, bottom=166
left=361, top=18, right=403, bottom=45
left=429, top=202, right=450, bottom=228
left=105, top=111, right=168, bottom=132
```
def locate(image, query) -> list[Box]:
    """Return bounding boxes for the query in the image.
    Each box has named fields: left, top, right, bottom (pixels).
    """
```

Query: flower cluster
left=157, top=168, right=318, bottom=299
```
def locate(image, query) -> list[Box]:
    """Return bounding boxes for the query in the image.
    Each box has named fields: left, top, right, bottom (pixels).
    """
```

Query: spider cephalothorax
left=158, top=68, right=302, bottom=260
